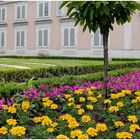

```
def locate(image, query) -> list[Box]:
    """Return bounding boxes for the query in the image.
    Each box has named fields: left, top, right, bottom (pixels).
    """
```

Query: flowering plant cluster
left=0, top=70, right=139, bottom=139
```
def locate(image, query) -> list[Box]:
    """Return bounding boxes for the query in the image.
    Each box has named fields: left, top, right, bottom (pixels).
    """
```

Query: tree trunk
left=103, top=32, right=109, bottom=100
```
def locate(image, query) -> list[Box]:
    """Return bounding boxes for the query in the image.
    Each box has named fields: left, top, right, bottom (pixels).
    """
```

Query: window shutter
left=44, top=2, right=48, bottom=17
left=39, top=3, right=43, bottom=17
left=44, top=29, right=48, bottom=46
left=94, top=29, right=99, bottom=46
left=0, top=9, right=1, bottom=21
left=70, top=28, right=75, bottom=46
left=17, top=6, right=20, bottom=19
left=38, top=30, right=42, bottom=46
left=101, top=34, right=103, bottom=46
left=22, top=5, right=25, bottom=19
left=21, top=31, right=24, bottom=46
left=2, top=8, right=5, bottom=21
left=1, top=32, right=4, bottom=47
left=16, top=31, right=20, bottom=47
left=64, top=28, right=68, bottom=46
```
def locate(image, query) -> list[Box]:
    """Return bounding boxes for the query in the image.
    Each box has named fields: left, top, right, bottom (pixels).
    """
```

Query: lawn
left=0, top=57, right=130, bottom=70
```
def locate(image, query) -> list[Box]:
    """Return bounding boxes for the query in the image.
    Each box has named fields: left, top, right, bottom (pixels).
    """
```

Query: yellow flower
left=104, top=99, right=111, bottom=104
left=79, top=97, right=86, bottom=102
left=78, top=134, right=89, bottom=139
left=127, top=115, right=138, bottom=123
left=78, top=109, right=85, bottom=115
left=2, top=104, right=8, bottom=110
left=10, top=126, right=26, bottom=136
left=6, top=119, right=17, bottom=126
left=68, top=98, right=74, bottom=102
left=81, top=115, right=91, bottom=123
left=91, top=86, right=96, bottom=90
left=86, top=127, right=97, bottom=137
left=0, top=127, right=8, bottom=135
left=42, top=97, right=49, bottom=102
left=56, top=134, right=69, bottom=139
left=70, top=129, right=82, bottom=138
left=109, top=106, right=119, bottom=113
left=134, top=91, right=140, bottom=96
left=47, top=128, right=54, bottom=133
left=50, top=122, right=58, bottom=128
left=117, top=102, right=124, bottom=107
left=87, top=91, right=93, bottom=96
left=116, top=132, right=132, bottom=139
left=68, top=102, right=74, bottom=107
left=74, top=89, right=84, bottom=95
left=111, top=94, right=118, bottom=99
left=125, top=90, right=131, bottom=95
left=136, top=96, right=140, bottom=102
left=131, top=99, right=138, bottom=104
left=64, top=94, right=71, bottom=99
left=41, top=116, right=52, bottom=125
left=60, top=114, right=72, bottom=121
left=43, top=100, right=53, bottom=107
left=68, top=120, right=79, bottom=129
left=12, top=103, right=18, bottom=108
left=129, top=124, right=140, bottom=132
left=21, top=101, right=30, bottom=112
left=97, top=93, right=102, bottom=98
left=87, top=97, right=98, bottom=102
left=86, top=105, right=94, bottom=110
left=117, top=92, right=125, bottom=97
left=114, top=121, right=124, bottom=127
left=96, top=123, right=107, bottom=132
left=50, top=104, right=58, bottom=109
left=75, top=104, right=81, bottom=109
left=8, top=106, right=16, bottom=114
left=33, top=117, right=42, bottom=123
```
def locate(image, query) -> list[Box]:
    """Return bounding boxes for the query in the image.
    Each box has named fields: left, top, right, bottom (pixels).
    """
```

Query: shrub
left=0, top=61, right=140, bottom=82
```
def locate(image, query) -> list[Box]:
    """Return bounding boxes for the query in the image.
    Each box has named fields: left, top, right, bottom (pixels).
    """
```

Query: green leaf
left=95, top=2, right=101, bottom=9
left=90, top=10, right=94, bottom=20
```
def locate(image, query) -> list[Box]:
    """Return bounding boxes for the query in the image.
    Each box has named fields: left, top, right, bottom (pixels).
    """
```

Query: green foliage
left=0, top=67, right=139, bottom=98
left=61, top=1, right=140, bottom=34
left=0, top=61, right=139, bottom=82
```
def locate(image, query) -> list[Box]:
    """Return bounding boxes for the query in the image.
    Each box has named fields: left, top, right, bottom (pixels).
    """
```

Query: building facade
left=0, top=1, right=140, bottom=58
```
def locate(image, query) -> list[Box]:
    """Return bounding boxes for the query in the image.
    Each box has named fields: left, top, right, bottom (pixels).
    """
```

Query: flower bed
left=0, top=70, right=139, bottom=139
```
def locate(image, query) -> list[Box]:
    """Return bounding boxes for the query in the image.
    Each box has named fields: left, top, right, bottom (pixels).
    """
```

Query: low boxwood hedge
left=0, top=61, right=140, bottom=82
left=0, top=67, right=139, bottom=98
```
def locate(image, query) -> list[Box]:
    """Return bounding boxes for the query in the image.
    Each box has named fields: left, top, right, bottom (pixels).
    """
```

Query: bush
left=0, top=68, right=139, bottom=98
left=0, top=61, right=140, bottom=82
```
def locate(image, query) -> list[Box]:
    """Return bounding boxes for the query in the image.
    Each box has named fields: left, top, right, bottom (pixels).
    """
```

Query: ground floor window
left=0, top=30, right=5, bottom=48
left=15, top=29, right=26, bottom=48
left=92, top=29, right=103, bottom=48
left=62, top=27, right=75, bottom=48
left=37, top=27, right=49, bottom=48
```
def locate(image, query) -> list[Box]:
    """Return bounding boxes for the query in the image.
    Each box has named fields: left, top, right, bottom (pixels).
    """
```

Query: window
left=37, top=2, right=50, bottom=19
left=15, top=30, right=26, bottom=48
left=0, top=7, right=6, bottom=23
left=37, top=28, right=49, bottom=48
left=16, top=4, right=26, bottom=21
left=56, top=1, right=67, bottom=16
left=92, top=29, right=103, bottom=48
left=62, top=27, right=75, bottom=47
left=0, top=31, right=5, bottom=48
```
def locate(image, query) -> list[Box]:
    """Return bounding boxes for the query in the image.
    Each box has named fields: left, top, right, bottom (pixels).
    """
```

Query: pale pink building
left=0, top=1, right=139, bottom=58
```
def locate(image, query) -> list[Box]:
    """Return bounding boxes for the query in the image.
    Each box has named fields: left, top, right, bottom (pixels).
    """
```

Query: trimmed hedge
left=0, top=67, right=139, bottom=98
left=0, top=61, right=140, bottom=82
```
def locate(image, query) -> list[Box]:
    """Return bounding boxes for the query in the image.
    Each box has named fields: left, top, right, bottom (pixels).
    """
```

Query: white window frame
left=91, top=29, right=103, bottom=48
left=15, top=3, right=27, bottom=21
left=61, top=23, right=77, bottom=48
left=37, top=1, right=50, bottom=19
left=0, top=29, right=6, bottom=48
left=0, top=6, right=6, bottom=23
left=15, top=27, right=26, bottom=48
left=36, top=26, right=50, bottom=48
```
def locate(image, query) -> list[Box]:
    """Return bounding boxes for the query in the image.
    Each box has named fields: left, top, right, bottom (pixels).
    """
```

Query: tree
left=61, top=1, right=140, bottom=99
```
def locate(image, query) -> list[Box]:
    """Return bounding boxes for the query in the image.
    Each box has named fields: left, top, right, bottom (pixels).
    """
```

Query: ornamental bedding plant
left=0, top=70, right=139, bottom=138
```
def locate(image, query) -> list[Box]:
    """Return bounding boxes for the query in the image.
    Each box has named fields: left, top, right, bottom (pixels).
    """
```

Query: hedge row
left=0, top=61, right=140, bottom=82
left=0, top=67, right=139, bottom=98
left=0, top=55, right=140, bottom=61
